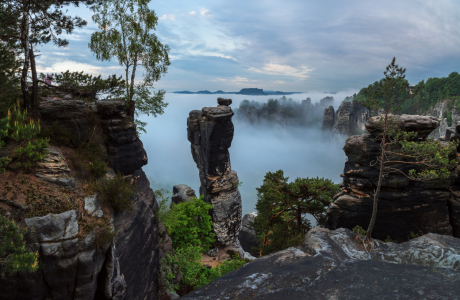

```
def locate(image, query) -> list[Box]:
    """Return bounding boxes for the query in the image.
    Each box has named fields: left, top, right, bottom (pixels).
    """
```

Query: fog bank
left=140, top=92, right=353, bottom=215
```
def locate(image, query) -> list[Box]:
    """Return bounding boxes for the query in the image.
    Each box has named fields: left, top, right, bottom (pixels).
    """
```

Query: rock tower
left=187, top=97, right=242, bottom=247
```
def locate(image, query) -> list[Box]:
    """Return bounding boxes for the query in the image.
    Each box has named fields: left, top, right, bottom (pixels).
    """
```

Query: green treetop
left=89, top=0, right=170, bottom=133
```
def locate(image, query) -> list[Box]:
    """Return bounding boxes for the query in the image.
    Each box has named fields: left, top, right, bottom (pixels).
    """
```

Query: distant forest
left=234, top=95, right=335, bottom=127
left=353, top=72, right=460, bottom=115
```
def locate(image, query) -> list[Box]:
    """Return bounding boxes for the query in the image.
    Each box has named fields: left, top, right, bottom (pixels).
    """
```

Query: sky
left=35, top=0, right=460, bottom=93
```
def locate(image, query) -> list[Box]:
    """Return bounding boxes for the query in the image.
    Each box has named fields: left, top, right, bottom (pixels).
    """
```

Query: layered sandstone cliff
left=325, top=114, right=460, bottom=241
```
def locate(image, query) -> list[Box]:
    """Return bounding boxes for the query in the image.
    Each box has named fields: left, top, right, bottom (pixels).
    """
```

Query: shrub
left=0, top=216, right=40, bottom=277
left=162, top=195, right=215, bottom=252
left=154, top=188, right=172, bottom=224
left=163, top=245, right=246, bottom=292
left=97, top=172, right=136, bottom=212
left=0, top=103, right=49, bottom=172
left=89, top=160, right=107, bottom=179
left=39, top=121, right=71, bottom=146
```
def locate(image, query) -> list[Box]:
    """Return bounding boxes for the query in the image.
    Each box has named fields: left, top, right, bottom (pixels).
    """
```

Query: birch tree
left=89, top=0, right=170, bottom=133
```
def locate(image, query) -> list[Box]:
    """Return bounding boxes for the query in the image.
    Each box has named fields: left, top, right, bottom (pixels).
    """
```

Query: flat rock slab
left=183, top=228, right=460, bottom=300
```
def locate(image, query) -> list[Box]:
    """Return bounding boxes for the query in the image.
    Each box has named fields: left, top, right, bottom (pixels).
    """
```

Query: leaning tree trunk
left=366, top=111, right=389, bottom=241
left=20, top=4, right=30, bottom=112
left=29, top=44, right=39, bottom=113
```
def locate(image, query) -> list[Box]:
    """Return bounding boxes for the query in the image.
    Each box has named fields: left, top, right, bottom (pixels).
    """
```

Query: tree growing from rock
left=253, top=170, right=340, bottom=256
left=358, top=57, right=458, bottom=244
left=89, top=0, right=170, bottom=133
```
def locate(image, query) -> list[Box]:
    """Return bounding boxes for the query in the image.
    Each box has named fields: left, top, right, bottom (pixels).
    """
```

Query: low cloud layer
left=141, top=93, right=350, bottom=215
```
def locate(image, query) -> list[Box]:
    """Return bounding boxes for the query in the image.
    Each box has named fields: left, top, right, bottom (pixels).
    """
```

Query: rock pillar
left=187, top=97, right=242, bottom=247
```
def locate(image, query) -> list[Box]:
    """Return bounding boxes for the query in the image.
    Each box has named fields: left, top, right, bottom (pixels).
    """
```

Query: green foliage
left=89, top=160, right=108, bottom=179
left=408, top=231, right=419, bottom=240
left=154, top=188, right=172, bottom=224
left=388, top=130, right=458, bottom=181
left=0, top=104, right=49, bottom=172
left=0, top=216, right=40, bottom=277
left=13, top=139, right=49, bottom=171
left=352, top=225, right=366, bottom=236
left=164, top=245, right=246, bottom=291
left=39, top=121, right=71, bottom=146
left=162, top=195, right=215, bottom=252
left=39, top=71, right=125, bottom=100
left=356, top=71, right=460, bottom=114
left=385, top=236, right=393, bottom=243
left=0, top=42, right=22, bottom=118
left=89, top=0, right=170, bottom=133
left=97, top=172, right=136, bottom=212
left=253, top=170, right=340, bottom=256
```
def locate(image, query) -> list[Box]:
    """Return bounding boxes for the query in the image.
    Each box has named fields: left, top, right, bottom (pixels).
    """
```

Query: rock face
left=187, top=99, right=242, bottom=247
left=321, top=105, right=335, bottom=131
left=35, top=146, right=76, bottom=188
left=325, top=114, right=460, bottom=241
left=0, top=210, right=110, bottom=300
left=329, top=100, right=373, bottom=136
left=97, top=99, right=148, bottom=175
left=171, top=184, right=196, bottom=206
left=238, top=212, right=258, bottom=257
left=182, top=228, right=460, bottom=300
left=426, top=99, right=460, bottom=139
left=40, top=99, right=91, bottom=146
left=0, top=170, right=159, bottom=300
left=109, top=169, right=159, bottom=300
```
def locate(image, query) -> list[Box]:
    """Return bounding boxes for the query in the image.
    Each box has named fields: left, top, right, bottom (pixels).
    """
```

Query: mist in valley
left=140, top=92, right=355, bottom=215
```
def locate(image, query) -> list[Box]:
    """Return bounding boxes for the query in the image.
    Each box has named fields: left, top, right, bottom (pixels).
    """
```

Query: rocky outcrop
left=35, top=146, right=76, bottom=189
left=321, top=106, right=334, bottom=131
left=109, top=169, right=159, bottom=300
left=182, top=228, right=460, bottom=299
left=0, top=210, right=110, bottom=300
left=40, top=99, right=91, bottom=146
left=187, top=98, right=242, bottom=247
left=171, top=184, right=196, bottom=206
left=330, top=100, right=373, bottom=135
left=0, top=170, right=159, bottom=300
left=97, top=99, right=148, bottom=175
left=325, top=114, right=460, bottom=241
left=238, top=212, right=258, bottom=257
left=426, top=99, right=460, bottom=139
left=319, top=96, right=333, bottom=107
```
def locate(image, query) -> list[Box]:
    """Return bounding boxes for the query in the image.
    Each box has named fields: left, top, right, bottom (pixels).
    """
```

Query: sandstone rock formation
left=97, top=99, right=148, bottom=175
left=35, top=146, right=76, bottom=189
left=187, top=98, right=242, bottom=247
left=40, top=99, right=91, bottom=146
left=426, top=99, right=460, bottom=139
left=328, top=100, right=373, bottom=135
left=0, top=169, right=158, bottom=300
left=321, top=105, right=335, bottom=131
left=182, top=228, right=460, bottom=299
left=325, top=114, right=460, bottom=241
left=109, top=169, right=159, bottom=300
left=238, top=212, right=258, bottom=257
left=171, top=184, right=196, bottom=206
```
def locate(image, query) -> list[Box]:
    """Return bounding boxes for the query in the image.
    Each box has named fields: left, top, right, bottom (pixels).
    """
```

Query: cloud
left=36, top=60, right=122, bottom=76
left=248, top=63, right=314, bottom=80
left=200, top=8, right=210, bottom=16
left=159, top=14, right=177, bottom=21
left=189, top=11, right=196, bottom=16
